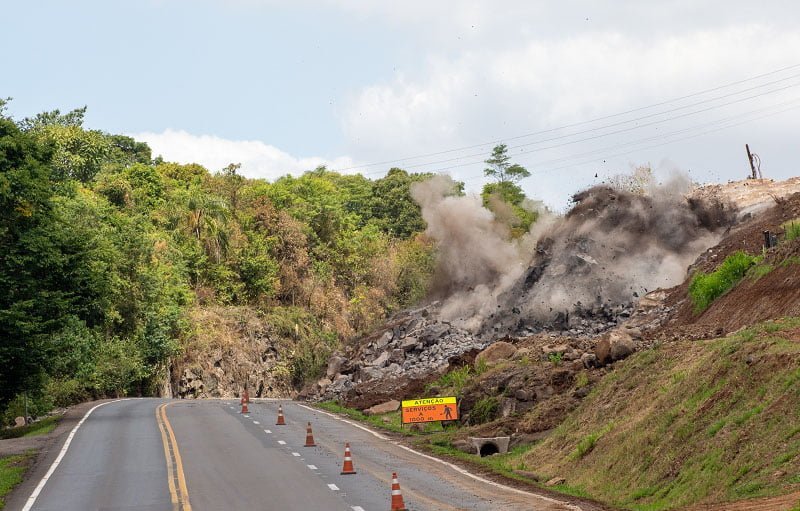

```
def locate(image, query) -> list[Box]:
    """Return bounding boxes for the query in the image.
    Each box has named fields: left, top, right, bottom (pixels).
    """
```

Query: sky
left=2, top=0, right=800, bottom=209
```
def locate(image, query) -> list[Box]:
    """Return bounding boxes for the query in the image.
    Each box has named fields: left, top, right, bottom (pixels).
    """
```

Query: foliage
left=689, top=251, right=758, bottom=313
left=783, top=218, right=800, bottom=242
left=1, top=103, right=438, bottom=418
left=483, top=144, right=530, bottom=184
left=469, top=396, right=500, bottom=425
left=0, top=416, right=61, bottom=439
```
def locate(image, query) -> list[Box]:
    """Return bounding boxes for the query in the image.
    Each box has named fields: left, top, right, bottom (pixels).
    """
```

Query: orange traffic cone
left=241, top=400, right=249, bottom=414
left=340, top=442, right=356, bottom=475
left=304, top=422, right=316, bottom=447
left=390, top=472, right=408, bottom=511
left=242, top=389, right=250, bottom=404
left=276, top=405, right=286, bottom=425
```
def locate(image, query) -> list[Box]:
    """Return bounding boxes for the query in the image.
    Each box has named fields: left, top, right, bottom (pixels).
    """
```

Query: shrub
left=469, top=396, right=500, bottom=425
left=689, top=251, right=757, bottom=313
left=783, top=219, right=800, bottom=242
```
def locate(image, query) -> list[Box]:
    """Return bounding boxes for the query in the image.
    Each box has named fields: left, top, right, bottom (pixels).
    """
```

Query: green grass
left=689, top=251, right=758, bottom=313
left=0, top=416, right=60, bottom=440
left=783, top=219, right=800, bottom=241
left=569, top=423, right=613, bottom=460
left=427, top=365, right=473, bottom=396
left=0, top=452, right=34, bottom=509
left=521, top=317, right=800, bottom=511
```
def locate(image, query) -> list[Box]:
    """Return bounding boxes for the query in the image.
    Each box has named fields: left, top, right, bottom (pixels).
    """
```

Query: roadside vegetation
left=0, top=452, right=34, bottom=509
left=0, top=416, right=60, bottom=440
left=1, top=98, right=543, bottom=422
left=689, top=251, right=758, bottom=313
left=316, top=401, right=446, bottom=435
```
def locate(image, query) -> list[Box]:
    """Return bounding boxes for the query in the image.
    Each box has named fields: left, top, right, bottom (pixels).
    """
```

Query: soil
left=654, top=191, right=800, bottom=341
left=682, top=491, right=800, bottom=511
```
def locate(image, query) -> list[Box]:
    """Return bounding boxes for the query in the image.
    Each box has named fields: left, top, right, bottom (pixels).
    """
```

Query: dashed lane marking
left=298, top=402, right=584, bottom=511
left=327, top=484, right=340, bottom=491
left=264, top=429, right=271, bottom=434
left=277, top=440, right=286, bottom=445
left=352, top=507, right=365, bottom=511
left=307, top=465, right=318, bottom=470
left=292, top=452, right=301, bottom=457
left=253, top=421, right=260, bottom=425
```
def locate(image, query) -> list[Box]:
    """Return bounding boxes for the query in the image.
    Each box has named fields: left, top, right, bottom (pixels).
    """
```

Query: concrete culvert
left=479, top=442, right=500, bottom=457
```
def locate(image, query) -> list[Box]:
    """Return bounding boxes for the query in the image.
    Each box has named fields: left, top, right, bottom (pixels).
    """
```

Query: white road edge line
left=21, top=398, right=129, bottom=511
left=327, top=483, right=340, bottom=491
left=297, top=403, right=583, bottom=511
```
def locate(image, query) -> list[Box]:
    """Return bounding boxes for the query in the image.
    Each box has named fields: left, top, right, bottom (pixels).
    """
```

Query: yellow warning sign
left=401, top=396, right=458, bottom=423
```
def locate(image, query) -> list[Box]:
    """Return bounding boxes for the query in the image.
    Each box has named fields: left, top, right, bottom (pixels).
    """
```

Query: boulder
left=389, top=348, right=405, bottom=364
left=475, top=341, right=517, bottom=366
left=400, top=337, right=420, bottom=352
left=580, top=352, right=598, bottom=369
left=609, top=331, right=635, bottom=361
left=14, top=416, right=26, bottom=427
left=326, top=354, right=347, bottom=379
left=376, top=330, right=393, bottom=349
left=594, top=338, right=612, bottom=365
left=364, top=399, right=401, bottom=415
left=514, top=389, right=535, bottom=402
left=369, top=351, right=390, bottom=367
left=546, top=477, right=566, bottom=486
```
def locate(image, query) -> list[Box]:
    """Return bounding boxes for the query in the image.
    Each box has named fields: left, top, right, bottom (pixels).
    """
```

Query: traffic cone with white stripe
left=340, top=442, right=356, bottom=475
left=304, top=422, right=316, bottom=447
left=390, top=472, right=408, bottom=511
left=276, top=404, right=286, bottom=425
left=241, top=400, right=249, bottom=414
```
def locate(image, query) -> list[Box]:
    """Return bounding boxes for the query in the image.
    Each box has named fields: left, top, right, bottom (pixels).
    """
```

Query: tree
left=483, top=144, right=530, bottom=184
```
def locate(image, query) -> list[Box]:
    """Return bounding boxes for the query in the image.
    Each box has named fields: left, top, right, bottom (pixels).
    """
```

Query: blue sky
left=3, top=1, right=800, bottom=208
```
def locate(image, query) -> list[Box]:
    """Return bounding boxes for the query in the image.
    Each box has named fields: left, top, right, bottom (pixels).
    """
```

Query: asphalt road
left=8, top=399, right=582, bottom=511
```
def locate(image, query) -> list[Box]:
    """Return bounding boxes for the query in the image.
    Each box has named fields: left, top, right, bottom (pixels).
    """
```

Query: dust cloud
left=411, top=172, right=736, bottom=334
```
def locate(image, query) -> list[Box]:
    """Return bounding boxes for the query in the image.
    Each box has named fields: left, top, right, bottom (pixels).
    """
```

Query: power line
left=461, top=98, right=800, bottom=184
left=334, top=63, right=800, bottom=173
left=409, top=80, right=800, bottom=173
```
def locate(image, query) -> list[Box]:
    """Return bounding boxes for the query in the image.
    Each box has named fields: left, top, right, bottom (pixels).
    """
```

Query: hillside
left=311, top=178, right=800, bottom=511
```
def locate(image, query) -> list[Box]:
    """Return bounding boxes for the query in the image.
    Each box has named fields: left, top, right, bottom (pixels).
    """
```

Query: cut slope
left=521, top=318, right=800, bottom=510
left=657, top=192, right=800, bottom=341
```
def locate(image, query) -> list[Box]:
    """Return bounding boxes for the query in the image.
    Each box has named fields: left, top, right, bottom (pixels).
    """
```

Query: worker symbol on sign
left=444, top=404, right=453, bottom=420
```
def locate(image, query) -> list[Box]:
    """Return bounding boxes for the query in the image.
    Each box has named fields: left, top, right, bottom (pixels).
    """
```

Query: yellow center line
left=157, top=402, right=193, bottom=511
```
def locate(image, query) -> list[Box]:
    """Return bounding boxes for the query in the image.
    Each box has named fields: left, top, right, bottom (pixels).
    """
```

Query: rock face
left=173, top=307, right=295, bottom=399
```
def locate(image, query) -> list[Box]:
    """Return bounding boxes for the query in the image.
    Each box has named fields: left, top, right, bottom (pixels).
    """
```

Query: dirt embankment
left=655, top=191, right=800, bottom=341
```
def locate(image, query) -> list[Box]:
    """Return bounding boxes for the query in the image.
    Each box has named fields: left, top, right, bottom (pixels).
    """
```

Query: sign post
left=401, top=396, right=458, bottom=425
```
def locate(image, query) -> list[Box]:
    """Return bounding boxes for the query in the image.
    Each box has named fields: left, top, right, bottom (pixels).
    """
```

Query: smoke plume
left=412, top=172, right=736, bottom=335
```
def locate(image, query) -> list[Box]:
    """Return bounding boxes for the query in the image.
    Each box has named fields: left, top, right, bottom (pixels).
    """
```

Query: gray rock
left=369, top=351, right=390, bottom=367
left=376, top=330, right=393, bottom=349
left=400, top=337, right=420, bottom=352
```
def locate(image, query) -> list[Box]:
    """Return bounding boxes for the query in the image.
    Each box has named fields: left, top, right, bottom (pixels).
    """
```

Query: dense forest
left=0, top=101, right=450, bottom=422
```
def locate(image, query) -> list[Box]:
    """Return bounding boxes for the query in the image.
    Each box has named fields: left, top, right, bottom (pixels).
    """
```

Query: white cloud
left=130, top=129, right=355, bottom=180
left=339, top=23, right=800, bottom=207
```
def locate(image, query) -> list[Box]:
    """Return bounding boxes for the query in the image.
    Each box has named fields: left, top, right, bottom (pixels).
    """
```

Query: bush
left=784, top=219, right=800, bottom=242
left=689, top=251, right=757, bottom=313
left=469, top=396, right=500, bottom=425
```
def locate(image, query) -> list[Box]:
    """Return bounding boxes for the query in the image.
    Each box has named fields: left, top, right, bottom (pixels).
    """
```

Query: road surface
left=7, top=399, right=585, bottom=511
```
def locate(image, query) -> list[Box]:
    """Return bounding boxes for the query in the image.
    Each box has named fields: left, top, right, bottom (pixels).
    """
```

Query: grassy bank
left=0, top=416, right=61, bottom=440
left=521, top=317, right=800, bottom=510
left=0, top=452, right=34, bottom=509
